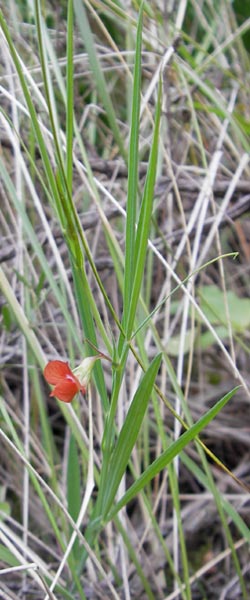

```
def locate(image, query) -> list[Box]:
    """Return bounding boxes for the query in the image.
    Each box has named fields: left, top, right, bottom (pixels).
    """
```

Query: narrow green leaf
left=34, top=0, right=66, bottom=181
left=102, top=353, right=162, bottom=516
left=107, top=386, right=240, bottom=520
left=67, top=435, right=81, bottom=523
left=123, top=2, right=143, bottom=326
left=0, top=545, right=19, bottom=568
left=66, top=0, right=74, bottom=193
left=125, top=78, right=162, bottom=339
left=67, top=434, right=81, bottom=558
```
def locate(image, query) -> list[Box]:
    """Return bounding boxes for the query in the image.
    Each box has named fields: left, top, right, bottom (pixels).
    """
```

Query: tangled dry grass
left=0, top=1, right=250, bottom=598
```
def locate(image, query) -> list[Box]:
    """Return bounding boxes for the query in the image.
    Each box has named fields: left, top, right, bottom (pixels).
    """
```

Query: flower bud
left=72, top=355, right=101, bottom=389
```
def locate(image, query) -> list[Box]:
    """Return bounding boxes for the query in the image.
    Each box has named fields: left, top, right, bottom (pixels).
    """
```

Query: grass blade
left=107, top=386, right=240, bottom=520
left=125, top=78, right=162, bottom=339
left=102, top=353, right=162, bottom=517
left=66, top=0, right=74, bottom=193
left=123, top=2, right=143, bottom=327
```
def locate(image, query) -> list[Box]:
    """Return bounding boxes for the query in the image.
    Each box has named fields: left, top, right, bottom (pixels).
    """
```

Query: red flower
left=44, top=360, right=85, bottom=403
left=44, top=356, right=101, bottom=403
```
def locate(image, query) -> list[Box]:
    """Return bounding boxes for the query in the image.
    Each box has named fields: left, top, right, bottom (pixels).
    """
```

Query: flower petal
left=44, top=361, right=73, bottom=385
left=50, top=379, right=80, bottom=403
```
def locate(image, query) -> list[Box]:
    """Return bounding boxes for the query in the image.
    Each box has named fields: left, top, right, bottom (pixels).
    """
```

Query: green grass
left=0, top=1, right=250, bottom=598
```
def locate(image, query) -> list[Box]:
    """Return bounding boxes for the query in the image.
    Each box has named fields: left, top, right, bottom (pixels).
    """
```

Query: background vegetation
left=0, top=1, right=250, bottom=598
